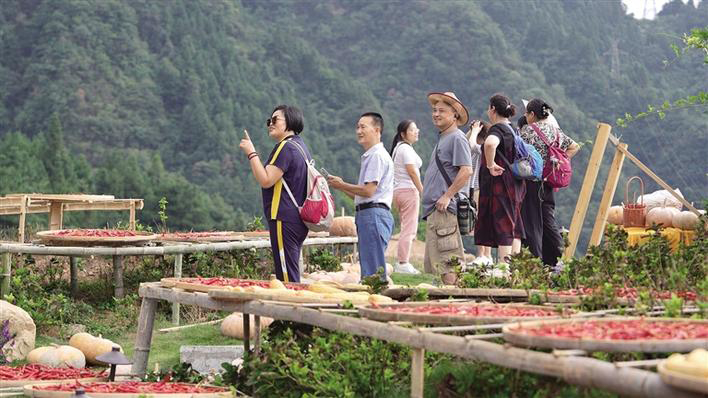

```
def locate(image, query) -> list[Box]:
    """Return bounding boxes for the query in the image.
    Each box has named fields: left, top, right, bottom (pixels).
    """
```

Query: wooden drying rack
left=564, top=123, right=701, bottom=257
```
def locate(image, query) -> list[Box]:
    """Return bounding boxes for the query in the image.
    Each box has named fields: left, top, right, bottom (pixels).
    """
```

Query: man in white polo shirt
left=327, top=112, right=394, bottom=277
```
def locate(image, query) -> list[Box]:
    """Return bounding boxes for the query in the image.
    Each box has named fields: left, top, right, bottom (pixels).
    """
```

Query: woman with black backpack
left=474, top=94, right=526, bottom=264
left=519, top=99, right=579, bottom=269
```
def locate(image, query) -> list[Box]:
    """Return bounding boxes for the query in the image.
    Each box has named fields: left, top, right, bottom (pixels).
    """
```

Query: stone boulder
left=0, top=300, right=36, bottom=361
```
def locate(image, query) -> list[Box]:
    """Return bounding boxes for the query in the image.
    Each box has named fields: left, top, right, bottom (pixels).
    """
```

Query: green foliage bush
left=308, top=249, right=341, bottom=273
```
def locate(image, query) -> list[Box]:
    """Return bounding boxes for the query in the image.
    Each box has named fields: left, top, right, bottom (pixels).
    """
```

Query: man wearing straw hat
left=421, top=92, right=473, bottom=275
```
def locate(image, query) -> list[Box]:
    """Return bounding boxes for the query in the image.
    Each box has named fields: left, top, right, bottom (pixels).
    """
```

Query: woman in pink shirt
left=389, top=120, right=423, bottom=274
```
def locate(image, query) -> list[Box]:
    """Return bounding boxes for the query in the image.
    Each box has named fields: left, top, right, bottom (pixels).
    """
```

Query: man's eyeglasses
left=266, top=116, right=280, bottom=127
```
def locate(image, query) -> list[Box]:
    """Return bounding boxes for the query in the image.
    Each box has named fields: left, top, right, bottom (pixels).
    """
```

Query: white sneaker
left=471, top=256, right=494, bottom=266
left=394, top=263, right=421, bottom=274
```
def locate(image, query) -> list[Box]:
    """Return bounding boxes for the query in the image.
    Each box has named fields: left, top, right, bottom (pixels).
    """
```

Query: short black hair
left=360, top=112, right=384, bottom=133
left=525, top=98, right=554, bottom=121
left=272, top=105, right=304, bottom=134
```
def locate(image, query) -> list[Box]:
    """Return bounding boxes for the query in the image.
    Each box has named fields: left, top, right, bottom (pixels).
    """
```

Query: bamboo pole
left=18, top=195, right=27, bottom=243
left=589, top=143, right=627, bottom=247
left=0, top=237, right=358, bottom=257
left=608, top=135, right=700, bottom=215
left=132, top=297, right=158, bottom=376
left=565, top=123, right=611, bottom=258
left=243, top=313, right=250, bottom=352
left=113, top=255, right=124, bottom=298
left=411, top=348, right=424, bottom=398
left=129, top=200, right=136, bottom=231
left=254, top=315, right=261, bottom=356
left=172, top=254, right=183, bottom=325
left=0, top=253, right=10, bottom=298
left=134, top=285, right=701, bottom=398
left=158, top=318, right=223, bottom=333
left=70, top=257, right=79, bottom=298
left=48, top=202, right=63, bottom=230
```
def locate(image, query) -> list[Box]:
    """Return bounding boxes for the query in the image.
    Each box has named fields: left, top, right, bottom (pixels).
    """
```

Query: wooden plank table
left=131, top=283, right=702, bottom=398
left=0, top=194, right=144, bottom=242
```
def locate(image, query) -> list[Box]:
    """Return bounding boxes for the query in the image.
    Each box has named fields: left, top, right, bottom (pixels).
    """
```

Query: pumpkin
left=606, top=206, right=623, bottom=225
left=220, top=313, right=273, bottom=339
left=645, top=206, right=675, bottom=227
left=330, top=217, right=356, bottom=236
left=672, top=211, right=700, bottom=230
left=27, top=345, right=85, bottom=368
left=69, top=332, right=122, bottom=365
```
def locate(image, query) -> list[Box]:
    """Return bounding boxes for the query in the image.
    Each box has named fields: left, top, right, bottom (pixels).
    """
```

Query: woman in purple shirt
left=239, top=105, right=311, bottom=282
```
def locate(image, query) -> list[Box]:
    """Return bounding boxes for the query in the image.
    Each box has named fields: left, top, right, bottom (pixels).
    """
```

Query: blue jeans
left=355, top=207, right=394, bottom=277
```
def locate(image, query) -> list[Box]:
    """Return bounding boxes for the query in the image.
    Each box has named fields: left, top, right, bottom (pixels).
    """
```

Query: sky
left=622, top=0, right=699, bottom=19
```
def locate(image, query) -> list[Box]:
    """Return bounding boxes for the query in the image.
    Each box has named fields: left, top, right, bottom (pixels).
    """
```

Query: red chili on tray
left=512, top=319, right=708, bottom=340
left=381, top=304, right=562, bottom=317
left=54, top=229, right=139, bottom=237
left=181, top=277, right=307, bottom=290
left=551, top=287, right=698, bottom=301
left=0, top=364, right=105, bottom=380
left=33, top=381, right=229, bottom=393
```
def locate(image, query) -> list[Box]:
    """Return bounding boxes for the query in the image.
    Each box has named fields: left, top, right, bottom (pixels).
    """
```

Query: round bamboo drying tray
left=382, top=287, right=535, bottom=301
left=23, top=382, right=231, bottom=397
left=657, top=361, right=708, bottom=395
left=159, top=277, right=308, bottom=293
left=2, top=377, right=106, bottom=388
left=359, top=302, right=576, bottom=325
left=36, top=230, right=157, bottom=247
left=156, top=231, right=245, bottom=242
left=503, top=317, right=708, bottom=353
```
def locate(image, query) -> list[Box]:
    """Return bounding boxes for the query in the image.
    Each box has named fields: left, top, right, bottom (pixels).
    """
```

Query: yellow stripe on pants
left=277, top=220, right=288, bottom=282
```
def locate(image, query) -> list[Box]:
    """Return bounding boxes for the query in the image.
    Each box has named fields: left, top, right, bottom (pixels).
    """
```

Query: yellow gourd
left=69, top=332, right=122, bottom=365
left=307, top=283, right=345, bottom=294
left=269, top=279, right=287, bottom=290
left=27, top=345, right=85, bottom=368
left=665, top=351, right=708, bottom=378
left=607, top=206, right=623, bottom=225
left=220, top=313, right=273, bottom=339
left=672, top=211, right=700, bottom=230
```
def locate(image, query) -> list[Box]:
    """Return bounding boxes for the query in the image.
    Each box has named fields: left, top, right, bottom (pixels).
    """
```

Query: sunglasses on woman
left=266, top=116, right=280, bottom=127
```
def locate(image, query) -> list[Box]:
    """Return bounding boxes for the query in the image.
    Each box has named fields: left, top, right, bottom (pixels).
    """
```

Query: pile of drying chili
left=33, top=381, right=229, bottom=394
left=179, top=277, right=307, bottom=290
left=380, top=304, right=563, bottom=317
left=0, top=364, right=105, bottom=380
left=511, top=319, right=708, bottom=340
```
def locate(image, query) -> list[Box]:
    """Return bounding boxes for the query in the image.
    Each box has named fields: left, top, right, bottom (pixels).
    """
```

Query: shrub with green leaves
left=308, top=249, right=341, bottom=272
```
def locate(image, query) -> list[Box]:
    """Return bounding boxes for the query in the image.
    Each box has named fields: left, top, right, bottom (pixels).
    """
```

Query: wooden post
left=0, top=253, right=11, bottom=298
left=48, top=202, right=64, bottom=230
left=113, top=255, right=124, bottom=298
left=254, top=315, right=261, bottom=356
left=172, top=254, right=183, bottom=325
left=565, top=123, right=612, bottom=258
left=588, top=143, right=627, bottom=247
left=18, top=195, right=28, bottom=243
left=411, top=347, right=425, bottom=398
left=70, top=257, right=79, bottom=298
left=132, top=297, right=158, bottom=376
left=129, top=200, right=136, bottom=231
left=243, top=313, right=250, bottom=352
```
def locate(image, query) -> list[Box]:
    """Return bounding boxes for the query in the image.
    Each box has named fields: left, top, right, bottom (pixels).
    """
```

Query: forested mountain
left=0, top=0, right=705, bottom=252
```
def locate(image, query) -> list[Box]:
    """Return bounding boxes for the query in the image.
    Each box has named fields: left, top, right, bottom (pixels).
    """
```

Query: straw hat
left=427, top=92, right=469, bottom=126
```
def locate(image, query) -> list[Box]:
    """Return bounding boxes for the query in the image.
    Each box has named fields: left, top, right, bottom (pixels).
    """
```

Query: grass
left=390, top=272, right=437, bottom=286
left=117, top=318, right=240, bottom=371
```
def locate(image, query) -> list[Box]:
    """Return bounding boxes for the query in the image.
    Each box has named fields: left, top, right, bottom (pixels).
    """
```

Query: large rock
left=0, top=300, right=36, bottom=361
